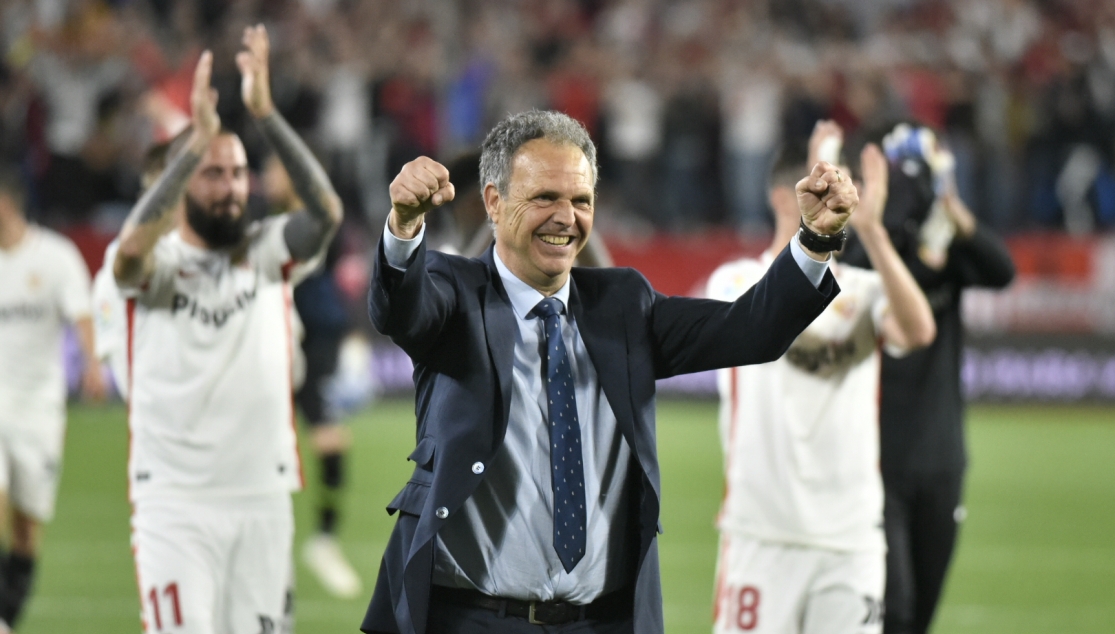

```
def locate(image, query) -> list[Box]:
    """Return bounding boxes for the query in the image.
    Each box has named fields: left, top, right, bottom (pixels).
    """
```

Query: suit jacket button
left=471, top=462, right=485, bottom=475
left=435, top=507, right=449, bottom=519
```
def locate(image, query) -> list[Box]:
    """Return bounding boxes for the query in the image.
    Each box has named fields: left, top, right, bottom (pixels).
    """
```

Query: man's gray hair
left=479, top=110, right=598, bottom=196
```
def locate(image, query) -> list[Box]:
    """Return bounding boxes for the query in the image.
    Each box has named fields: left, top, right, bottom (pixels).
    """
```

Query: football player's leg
left=2, top=511, right=40, bottom=628
left=1, top=428, right=63, bottom=628
left=298, top=331, right=349, bottom=536
left=909, top=471, right=963, bottom=634
left=226, top=495, right=293, bottom=633
left=297, top=331, right=360, bottom=598
left=713, top=533, right=810, bottom=634
left=802, top=550, right=885, bottom=634
left=279, top=562, right=296, bottom=634
left=132, top=499, right=226, bottom=634
left=882, top=479, right=916, bottom=634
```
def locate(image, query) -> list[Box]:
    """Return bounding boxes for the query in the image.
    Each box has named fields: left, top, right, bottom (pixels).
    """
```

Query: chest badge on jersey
left=831, top=296, right=857, bottom=320
left=27, top=272, right=42, bottom=291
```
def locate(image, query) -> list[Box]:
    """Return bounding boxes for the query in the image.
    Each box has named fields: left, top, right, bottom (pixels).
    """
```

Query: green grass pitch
left=17, top=400, right=1115, bottom=633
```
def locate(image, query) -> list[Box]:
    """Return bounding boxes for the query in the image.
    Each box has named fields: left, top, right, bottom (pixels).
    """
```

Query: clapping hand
left=849, top=143, right=888, bottom=233
left=236, top=24, right=275, bottom=119
left=190, top=51, right=220, bottom=141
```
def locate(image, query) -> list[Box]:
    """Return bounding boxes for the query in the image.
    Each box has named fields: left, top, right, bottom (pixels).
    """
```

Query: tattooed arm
left=259, top=111, right=343, bottom=261
left=237, top=24, right=343, bottom=262
left=114, top=52, right=219, bottom=288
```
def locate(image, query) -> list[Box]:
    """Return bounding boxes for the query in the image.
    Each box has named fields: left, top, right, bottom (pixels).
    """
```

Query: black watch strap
left=797, top=217, right=847, bottom=253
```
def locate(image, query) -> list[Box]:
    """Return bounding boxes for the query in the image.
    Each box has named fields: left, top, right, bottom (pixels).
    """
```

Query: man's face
left=486, top=139, right=594, bottom=295
left=184, top=134, right=250, bottom=249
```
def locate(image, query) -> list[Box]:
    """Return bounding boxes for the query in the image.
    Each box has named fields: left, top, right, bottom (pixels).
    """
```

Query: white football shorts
left=0, top=419, right=65, bottom=522
left=713, top=532, right=885, bottom=634
left=131, top=494, right=294, bottom=634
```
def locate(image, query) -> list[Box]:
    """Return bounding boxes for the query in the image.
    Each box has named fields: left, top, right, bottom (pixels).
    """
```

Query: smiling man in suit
left=363, top=110, right=857, bottom=634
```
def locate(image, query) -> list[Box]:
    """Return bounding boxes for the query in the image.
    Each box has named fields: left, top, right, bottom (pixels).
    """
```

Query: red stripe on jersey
left=280, top=262, right=305, bottom=488
left=125, top=298, right=136, bottom=502
left=280, top=260, right=296, bottom=282
left=712, top=532, right=732, bottom=624
left=126, top=300, right=148, bottom=630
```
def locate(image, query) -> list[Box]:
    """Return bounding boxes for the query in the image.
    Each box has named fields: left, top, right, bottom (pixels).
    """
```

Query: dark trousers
left=882, top=470, right=965, bottom=634
left=426, top=599, right=634, bottom=634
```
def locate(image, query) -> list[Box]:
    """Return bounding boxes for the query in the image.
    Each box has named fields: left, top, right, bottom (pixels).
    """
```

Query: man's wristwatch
left=798, top=217, right=847, bottom=253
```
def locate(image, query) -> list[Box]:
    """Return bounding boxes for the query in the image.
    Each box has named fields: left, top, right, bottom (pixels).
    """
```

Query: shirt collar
left=493, top=248, right=572, bottom=320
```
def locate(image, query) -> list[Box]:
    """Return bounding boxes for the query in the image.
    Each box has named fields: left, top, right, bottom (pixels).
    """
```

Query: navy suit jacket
left=361, top=238, right=838, bottom=634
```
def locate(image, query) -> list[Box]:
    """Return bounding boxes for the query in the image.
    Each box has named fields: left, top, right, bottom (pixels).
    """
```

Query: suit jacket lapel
left=569, top=275, right=637, bottom=448
left=481, top=248, right=516, bottom=442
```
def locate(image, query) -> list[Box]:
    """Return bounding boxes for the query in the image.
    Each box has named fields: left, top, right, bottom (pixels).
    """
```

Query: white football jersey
left=708, top=253, right=899, bottom=553
left=0, top=226, right=91, bottom=434
left=92, top=241, right=130, bottom=399
left=123, top=217, right=302, bottom=501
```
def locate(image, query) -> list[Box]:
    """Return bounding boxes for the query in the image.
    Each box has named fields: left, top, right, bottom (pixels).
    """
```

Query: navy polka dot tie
left=532, top=297, right=587, bottom=573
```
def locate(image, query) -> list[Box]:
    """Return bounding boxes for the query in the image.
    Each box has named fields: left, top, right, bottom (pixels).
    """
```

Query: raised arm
left=237, top=25, right=343, bottom=261
left=940, top=192, right=1016, bottom=289
left=114, top=52, right=219, bottom=288
left=367, top=157, right=458, bottom=358
left=853, top=144, right=936, bottom=351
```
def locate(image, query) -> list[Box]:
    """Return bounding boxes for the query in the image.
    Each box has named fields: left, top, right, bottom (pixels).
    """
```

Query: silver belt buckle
left=528, top=601, right=545, bottom=625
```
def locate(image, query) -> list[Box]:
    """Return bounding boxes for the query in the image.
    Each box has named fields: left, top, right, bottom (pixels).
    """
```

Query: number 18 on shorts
left=713, top=534, right=884, bottom=634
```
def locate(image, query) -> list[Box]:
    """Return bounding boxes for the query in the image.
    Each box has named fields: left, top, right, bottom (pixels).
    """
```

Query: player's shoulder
left=149, top=229, right=190, bottom=262
left=243, top=215, right=287, bottom=250
left=833, top=263, right=882, bottom=293
left=707, top=256, right=768, bottom=300
left=248, top=214, right=285, bottom=234
left=91, top=263, right=118, bottom=299
left=27, top=225, right=81, bottom=255
left=92, top=243, right=122, bottom=294
left=24, top=226, right=90, bottom=279
left=101, top=237, right=119, bottom=259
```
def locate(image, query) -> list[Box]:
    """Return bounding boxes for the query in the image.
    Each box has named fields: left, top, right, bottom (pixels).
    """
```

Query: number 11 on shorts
left=148, top=582, right=183, bottom=630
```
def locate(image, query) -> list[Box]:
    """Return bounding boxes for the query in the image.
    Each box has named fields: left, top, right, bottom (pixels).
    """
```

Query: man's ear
left=482, top=183, right=501, bottom=225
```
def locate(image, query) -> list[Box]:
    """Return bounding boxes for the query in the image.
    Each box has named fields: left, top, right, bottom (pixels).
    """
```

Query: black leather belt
left=430, top=585, right=631, bottom=625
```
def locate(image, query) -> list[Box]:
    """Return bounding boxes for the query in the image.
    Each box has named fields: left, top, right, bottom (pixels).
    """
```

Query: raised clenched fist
left=795, top=161, right=858, bottom=237
left=388, top=157, right=456, bottom=239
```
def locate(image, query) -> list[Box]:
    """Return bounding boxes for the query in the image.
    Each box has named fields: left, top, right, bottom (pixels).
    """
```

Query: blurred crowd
left=2, top=0, right=1115, bottom=237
